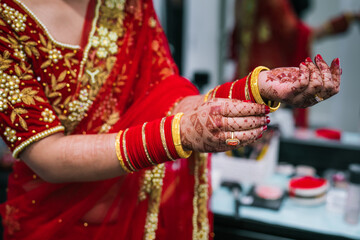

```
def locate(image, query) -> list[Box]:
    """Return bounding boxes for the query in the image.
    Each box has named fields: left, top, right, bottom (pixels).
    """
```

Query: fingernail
left=262, top=125, right=268, bottom=131
left=265, top=106, right=270, bottom=114
left=266, top=116, right=270, bottom=124
left=335, top=58, right=340, bottom=65
left=306, top=57, right=312, bottom=62
left=257, top=133, right=263, bottom=139
left=316, top=54, right=323, bottom=61
left=301, top=62, right=307, bottom=66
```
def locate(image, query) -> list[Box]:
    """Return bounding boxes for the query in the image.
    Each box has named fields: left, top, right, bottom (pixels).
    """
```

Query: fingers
left=221, top=127, right=265, bottom=143
left=221, top=115, right=270, bottom=131
left=330, top=58, right=341, bottom=93
left=207, top=98, right=269, bottom=117
left=206, top=126, right=265, bottom=152
left=297, top=62, right=310, bottom=93
left=291, top=55, right=339, bottom=107
left=304, top=57, right=323, bottom=96
left=314, top=54, right=335, bottom=98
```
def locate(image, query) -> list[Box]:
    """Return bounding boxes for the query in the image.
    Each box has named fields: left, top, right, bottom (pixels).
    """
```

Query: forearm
left=21, top=114, right=189, bottom=183
left=21, top=132, right=122, bottom=183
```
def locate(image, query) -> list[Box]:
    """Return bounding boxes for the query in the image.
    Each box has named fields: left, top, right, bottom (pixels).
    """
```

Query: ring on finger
left=225, top=132, right=240, bottom=146
left=314, top=94, right=324, bottom=103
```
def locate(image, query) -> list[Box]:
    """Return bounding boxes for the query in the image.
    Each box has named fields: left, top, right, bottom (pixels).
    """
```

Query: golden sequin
left=41, top=108, right=56, bottom=123
left=4, top=127, right=17, bottom=143
left=0, top=3, right=27, bottom=32
left=0, top=71, right=21, bottom=111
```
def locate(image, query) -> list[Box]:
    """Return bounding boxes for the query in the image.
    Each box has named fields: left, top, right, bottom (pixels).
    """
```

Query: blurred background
left=152, top=0, right=360, bottom=239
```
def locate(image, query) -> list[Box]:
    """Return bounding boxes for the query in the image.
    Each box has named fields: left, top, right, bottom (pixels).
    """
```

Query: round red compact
left=288, top=176, right=328, bottom=206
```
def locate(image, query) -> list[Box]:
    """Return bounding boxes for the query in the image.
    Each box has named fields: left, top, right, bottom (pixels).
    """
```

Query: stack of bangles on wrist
left=204, top=66, right=281, bottom=112
left=115, top=113, right=192, bottom=173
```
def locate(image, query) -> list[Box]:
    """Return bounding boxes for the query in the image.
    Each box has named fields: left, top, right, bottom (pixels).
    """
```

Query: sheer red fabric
left=0, top=0, right=212, bottom=239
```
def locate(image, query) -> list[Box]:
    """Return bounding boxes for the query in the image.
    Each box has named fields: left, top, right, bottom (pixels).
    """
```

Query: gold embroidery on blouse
left=38, top=34, right=64, bottom=68
left=0, top=51, right=45, bottom=131
left=41, top=108, right=56, bottom=123
left=0, top=3, right=26, bottom=32
left=0, top=30, right=40, bottom=62
left=4, top=127, right=17, bottom=143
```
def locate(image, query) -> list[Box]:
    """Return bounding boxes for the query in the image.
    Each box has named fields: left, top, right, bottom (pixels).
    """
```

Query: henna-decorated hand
left=180, top=98, right=269, bottom=153
left=258, top=55, right=341, bottom=108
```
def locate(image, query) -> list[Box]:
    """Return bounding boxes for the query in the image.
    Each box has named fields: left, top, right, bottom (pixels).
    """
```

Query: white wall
left=304, top=0, right=360, bottom=132
left=182, top=0, right=221, bottom=93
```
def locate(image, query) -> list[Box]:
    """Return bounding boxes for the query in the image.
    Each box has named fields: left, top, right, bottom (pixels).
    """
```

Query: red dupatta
left=0, top=0, right=212, bottom=239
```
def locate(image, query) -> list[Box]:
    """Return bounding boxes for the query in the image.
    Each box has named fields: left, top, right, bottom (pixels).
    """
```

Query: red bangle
left=146, top=119, right=165, bottom=164
left=164, top=116, right=179, bottom=159
left=117, top=115, right=180, bottom=172
left=213, top=82, right=232, bottom=98
left=208, top=75, right=253, bottom=102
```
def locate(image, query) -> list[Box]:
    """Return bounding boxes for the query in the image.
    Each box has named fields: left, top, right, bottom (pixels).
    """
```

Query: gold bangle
left=122, top=129, right=136, bottom=172
left=172, top=113, right=192, bottom=159
left=268, top=100, right=281, bottom=112
left=160, top=117, right=176, bottom=161
left=142, top=122, right=156, bottom=166
left=228, top=80, right=239, bottom=99
left=244, top=72, right=251, bottom=101
left=115, top=130, right=131, bottom=173
left=250, top=66, right=281, bottom=112
left=203, top=89, right=213, bottom=102
left=250, top=66, right=269, bottom=105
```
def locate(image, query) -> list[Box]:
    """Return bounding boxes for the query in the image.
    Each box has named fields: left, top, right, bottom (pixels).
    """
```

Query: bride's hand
left=258, top=55, right=341, bottom=108
left=180, top=98, right=269, bottom=152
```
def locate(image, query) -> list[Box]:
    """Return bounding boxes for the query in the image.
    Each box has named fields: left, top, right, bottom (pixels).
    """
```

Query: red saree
left=0, top=0, right=212, bottom=239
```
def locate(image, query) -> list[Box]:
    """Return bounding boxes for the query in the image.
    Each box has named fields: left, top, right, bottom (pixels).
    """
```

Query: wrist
left=258, top=70, right=275, bottom=101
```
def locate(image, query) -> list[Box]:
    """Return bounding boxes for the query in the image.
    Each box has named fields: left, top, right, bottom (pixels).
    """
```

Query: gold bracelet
left=160, top=117, right=176, bottom=161
left=267, top=100, right=281, bottom=112
left=172, top=113, right=192, bottom=159
left=115, top=130, right=132, bottom=173
left=142, top=122, right=156, bottom=165
left=122, top=129, right=136, bottom=172
left=244, top=72, right=251, bottom=101
left=228, top=80, right=239, bottom=99
left=250, top=66, right=281, bottom=112
left=250, top=66, right=269, bottom=105
left=203, top=89, right=213, bottom=102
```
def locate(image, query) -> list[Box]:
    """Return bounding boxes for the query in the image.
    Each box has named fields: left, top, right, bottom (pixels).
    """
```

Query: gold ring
left=314, top=94, right=324, bottom=103
left=225, top=132, right=240, bottom=146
